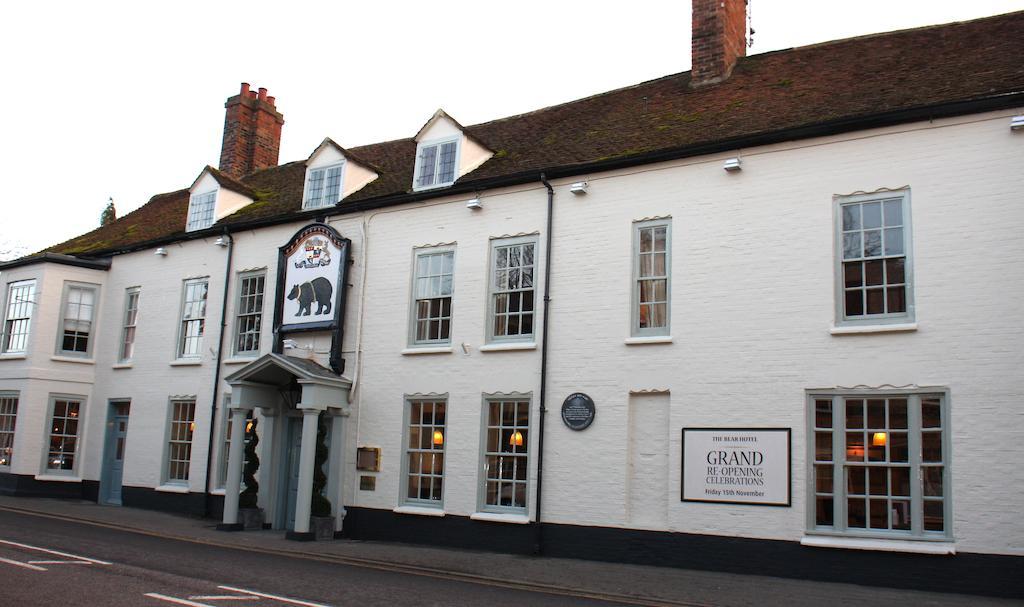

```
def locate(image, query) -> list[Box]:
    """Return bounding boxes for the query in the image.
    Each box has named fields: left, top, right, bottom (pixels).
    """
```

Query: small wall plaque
left=359, top=476, right=376, bottom=491
left=356, top=447, right=380, bottom=471
left=561, top=392, right=596, bottom=431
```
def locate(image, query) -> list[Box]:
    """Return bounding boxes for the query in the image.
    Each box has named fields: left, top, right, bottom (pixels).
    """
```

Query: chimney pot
left=267, top=96, right=276, bottom=106
left=258, top=87, right=268, bottom=101
left=240, top=82, right=250, bottom=96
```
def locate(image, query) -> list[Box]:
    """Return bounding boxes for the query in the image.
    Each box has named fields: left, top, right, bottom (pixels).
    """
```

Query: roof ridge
left=785, top=8, right=1024, bottom=53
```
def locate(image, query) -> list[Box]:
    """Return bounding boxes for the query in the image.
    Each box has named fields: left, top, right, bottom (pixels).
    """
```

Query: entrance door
left=281, top=417, right=303, bottom=530
left=101, top=401, right=130, bottom=505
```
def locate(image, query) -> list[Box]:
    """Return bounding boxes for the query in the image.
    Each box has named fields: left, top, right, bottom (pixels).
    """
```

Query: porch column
left=290, top=407, right=321, bottom=536
left=256, top=407, right=277, bottom=519
left=219, top=407, right=250, bottom=530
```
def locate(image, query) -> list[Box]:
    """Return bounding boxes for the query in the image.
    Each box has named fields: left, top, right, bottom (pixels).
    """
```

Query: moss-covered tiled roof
left=47, top=10, right=1024, bottom=257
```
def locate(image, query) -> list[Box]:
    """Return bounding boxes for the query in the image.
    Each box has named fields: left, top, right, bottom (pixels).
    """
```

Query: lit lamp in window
left=189, top=422, right=196, bottom=433
left=872, top=432, right=887, bottom=446
left=245, top=420, right=255, bottom=434
left=509, top=431, right=524, bottom=447
left=432, top=429, right=444, bottom=446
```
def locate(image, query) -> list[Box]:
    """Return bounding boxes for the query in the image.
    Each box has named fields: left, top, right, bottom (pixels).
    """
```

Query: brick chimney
left=690, top=0, right=748, bottom=87
left=219, top=83, right=285, bottom=178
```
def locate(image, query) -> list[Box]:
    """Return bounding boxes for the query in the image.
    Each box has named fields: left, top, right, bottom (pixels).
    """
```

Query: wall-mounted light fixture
left=466, top=197, right=482, bottom=210
left=1011, top=115, right=1024, bottom=131
left=154, top=247, right=168, bottom=256
left=723, top=157, right=742, bottom=172
left=570, top=181, right=588, bottom=195
left=214, top=236, right=229, bottom=247
left=282, top=339, right=299, bottom=349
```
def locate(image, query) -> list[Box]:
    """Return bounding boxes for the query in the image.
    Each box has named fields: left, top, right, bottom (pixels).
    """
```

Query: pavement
left=0, top=495, right=1019, bottom=607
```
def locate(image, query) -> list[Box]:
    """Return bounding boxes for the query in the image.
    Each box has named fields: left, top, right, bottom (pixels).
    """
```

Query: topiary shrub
left=310, top=412, right=332, bottom=517
left=239, top=417, right=260, bottom=509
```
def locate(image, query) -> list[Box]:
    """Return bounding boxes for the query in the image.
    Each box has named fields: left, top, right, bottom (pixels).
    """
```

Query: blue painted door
left=101, top=402, right=130, bottom=505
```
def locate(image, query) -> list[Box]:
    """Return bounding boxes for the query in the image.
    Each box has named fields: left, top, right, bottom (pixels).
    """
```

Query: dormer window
left=414, top=138, right=459, bottom=190
left=303, top=163, right=344, bottom=209
left=186, top=191, right=217, bottom=232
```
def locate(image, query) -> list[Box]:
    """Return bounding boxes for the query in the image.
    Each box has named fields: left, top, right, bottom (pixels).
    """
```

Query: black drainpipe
left=203, top=229, right=234, bottom=518
left=534, top=173, right=554, bottom=555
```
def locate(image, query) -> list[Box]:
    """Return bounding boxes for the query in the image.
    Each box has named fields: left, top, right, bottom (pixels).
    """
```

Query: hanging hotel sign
left=561, top=393, right=596, bottom=430
left=681, top=428, right=791, bottom=507
left=274, top=223, right=351, bottom=373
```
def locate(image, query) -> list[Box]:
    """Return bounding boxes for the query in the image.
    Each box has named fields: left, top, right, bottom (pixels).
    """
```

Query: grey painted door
left=101, top=402, right=130, bottom=505
left=284, top=418, right=302, bottom=530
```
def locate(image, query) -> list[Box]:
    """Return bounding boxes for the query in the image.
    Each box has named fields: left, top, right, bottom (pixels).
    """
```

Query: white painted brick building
left=1, top=2, right=1022, bottom=595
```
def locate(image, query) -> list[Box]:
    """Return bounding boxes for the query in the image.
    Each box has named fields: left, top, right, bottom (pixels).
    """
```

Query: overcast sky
left=1, top=0, right=1021, bottom=259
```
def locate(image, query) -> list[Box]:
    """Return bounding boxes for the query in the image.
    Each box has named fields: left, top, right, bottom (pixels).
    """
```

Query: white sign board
left=681, top=428, right=791, bottom=506
left=279, top=225, right=347, bottom=332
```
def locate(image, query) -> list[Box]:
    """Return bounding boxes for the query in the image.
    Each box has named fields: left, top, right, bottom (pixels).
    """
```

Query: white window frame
left=487, top=236, right=538, bottom=344
left=631, top=219, right=671, bottom=337
left=186, top=190, right=217, bottom=232
left=2, top=279, right=36, bottom=354
left=119, top=287, right=141, bottom=363
left=56, top=282, right=100, bottom=358
left=0, top=391, right=18, bottom=468
left=408, top=246, right=456, bottom=347
left=400, top=396, right=447, bottom=508
left=302, top=162, right=346, bottom=209
left=478, top=393, right=532, bottom=515
left=177, top=278, right=209, bottom=359
left=42, top=394, right=85, bottom=476
left=806, top=388, right=952, bottom=541
left=833, top=190, right=914, bottom=327
left=232, top=271, right=265, bottom=357
left=164, top=398, right=196, bottom=485
left=412, top=137, right=460, bottom=191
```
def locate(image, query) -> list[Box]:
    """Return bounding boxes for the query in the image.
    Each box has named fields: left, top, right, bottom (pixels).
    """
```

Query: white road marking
left=189, top=597, right=260, bottom=601
left=28, top=560, right=94, bottom=565
left=0, top=556, right=47, bottom=571
left=218, top=585, right=333, bottom=607
left=145, top=593, right=219, bottom=607
left=0, top=539, right=111, bottom=564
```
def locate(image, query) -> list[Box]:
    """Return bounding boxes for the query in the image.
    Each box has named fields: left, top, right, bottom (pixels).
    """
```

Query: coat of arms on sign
left=294, top=237, right=332, bottom=268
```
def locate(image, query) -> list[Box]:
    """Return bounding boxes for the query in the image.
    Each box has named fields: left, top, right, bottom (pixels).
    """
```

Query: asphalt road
left=0, top=510, right=644, bottom=607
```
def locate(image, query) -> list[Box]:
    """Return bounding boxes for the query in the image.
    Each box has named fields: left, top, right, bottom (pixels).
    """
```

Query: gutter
left=53, top=91, right=1024, bottom=261
left=534, top=173, right=554, bottom=555
left=203, top=229, right=234, bottom=518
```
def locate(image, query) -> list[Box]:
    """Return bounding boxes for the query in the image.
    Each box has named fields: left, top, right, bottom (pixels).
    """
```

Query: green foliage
left=239, top=417, right=260, bottom=509
left=100, top=200, right=117, bottom=226
left=310, top=412, right=332, bottom=517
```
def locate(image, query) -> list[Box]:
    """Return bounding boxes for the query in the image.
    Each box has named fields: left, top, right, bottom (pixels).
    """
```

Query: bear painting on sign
left=279, top=224, right=346, bottom=329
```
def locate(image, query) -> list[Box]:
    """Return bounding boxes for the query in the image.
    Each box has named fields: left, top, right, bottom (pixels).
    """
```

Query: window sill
left=801, top=535, right=955, bottom=555
left=479, top=342, right=536, bottom=352
left=830, top=322, right=918, bottom=335
left=624, top=335, right=673, bottom=345
left=50, top=355, right=94, bottom=365
left=35, top=474, right=81, bottom=483
left=155, top=484, right=191, bottom=494
left=0, top=353, right=27, bottom=360
left=401, top=346, right=453, bottom=356
left=394, top=505, right=446, bottom=517
left=222, top=357, right=258, bottom=365
left=112, top=363, right=133, bottom=370
left=169, top=359, right=203, bottom=367
left=470, top=512, right=531, bottom=525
